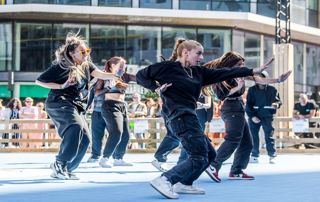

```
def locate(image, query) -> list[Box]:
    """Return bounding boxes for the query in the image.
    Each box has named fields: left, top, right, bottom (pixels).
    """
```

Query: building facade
left=0, top=0, right=319, bottom=103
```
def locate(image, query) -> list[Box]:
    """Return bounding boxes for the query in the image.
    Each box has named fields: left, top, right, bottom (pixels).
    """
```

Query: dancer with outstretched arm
left=136, top=38, right=270, bottom=199
left=36, top=33, right=119, bottom=180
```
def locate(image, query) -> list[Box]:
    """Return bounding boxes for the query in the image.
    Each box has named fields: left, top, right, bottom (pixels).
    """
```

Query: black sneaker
left=50, top=160, right=69, bottom=180
left=67, top=172, right=80, bottom=180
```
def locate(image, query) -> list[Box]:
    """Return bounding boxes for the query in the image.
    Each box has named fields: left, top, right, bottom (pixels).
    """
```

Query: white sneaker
left=250, top=157, right=259, bottom=163
left=87, top=155, right=99, bottom=163
left=99, top=157, right=112, bottom=168
left=269, top=157, right=276, bottom=164
left=173, top=182, right=205, bottom=195
left=150, top=176, right=179, bottom=199
left=113, top=159, right=133, bottom=166
left=151, top=160, right=168, bottom=172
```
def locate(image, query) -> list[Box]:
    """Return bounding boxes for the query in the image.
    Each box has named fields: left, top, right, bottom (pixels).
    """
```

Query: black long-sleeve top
left=136, top=61, right=253, bottom=121
left=245, top=85, right=282, bottom=118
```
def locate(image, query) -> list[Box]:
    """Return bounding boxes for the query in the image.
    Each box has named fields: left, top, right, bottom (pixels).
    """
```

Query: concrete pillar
left=273, top=43, right=294, bottom=117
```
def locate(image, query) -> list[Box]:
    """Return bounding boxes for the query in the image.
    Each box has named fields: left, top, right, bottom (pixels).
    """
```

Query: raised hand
left=155, top=83, right=172, bottom=95
left=278, top=70, right=292, bottom=83
left=253, top=57, right=274, bottom=74
left=61, top=78, right=77, bottom=89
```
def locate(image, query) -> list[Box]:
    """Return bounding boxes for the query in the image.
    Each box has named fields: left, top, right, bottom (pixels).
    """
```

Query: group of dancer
left=36, top=32, right=291, bottom=199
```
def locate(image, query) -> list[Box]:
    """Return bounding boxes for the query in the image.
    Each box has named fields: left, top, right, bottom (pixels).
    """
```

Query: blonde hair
left=53, top=32, right=92, bottom=83
left=169, top=38, right=202, bottom=61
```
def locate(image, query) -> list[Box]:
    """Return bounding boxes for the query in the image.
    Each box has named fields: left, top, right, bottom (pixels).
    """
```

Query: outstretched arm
left=250, top=70, right=292, bottom=85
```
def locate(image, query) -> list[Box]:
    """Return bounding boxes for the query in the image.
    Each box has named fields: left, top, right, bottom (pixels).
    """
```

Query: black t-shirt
left=37, top=63, right=96, bottom=105
left=294, top=102, right=316, bottom=115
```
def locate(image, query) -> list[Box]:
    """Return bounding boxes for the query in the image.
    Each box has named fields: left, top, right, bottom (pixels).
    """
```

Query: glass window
left=308, top=0, right=317, bottom=10
left=232, top=30, right=261, bottom=68
left=90, top=25, right=126, bottom=67
left=263, top=36, right=275, bottom=77
left=127, top=26, right=161, bottom=65
left=53, top=0, right=90, bottom=5
left=52, top=23, right=89, bottom=56
left=197, top=28, right=231, bottom=62
left=292, top=0, right=306, bottom=25
left=308, top=9, right=318, bottom=28
left=0, top=23, right=12, bottom=71
left=306, top=44, right=320, bottom=86
left=14, top=0, right=49, bottom=3
left=162, top=27, right=196, bottom=59
left=212, top=0, right=250, bottom=12
left=293, top=42, right=304, bottom=89
left=99, top=0, right=131, bottom=7
left=16, top=22, right=52, bottom=72
left=180, top=0, right=211, bottom=10
left=140, top=0, right=172, bottom=9
left=257, top=0, right=276, bottom=18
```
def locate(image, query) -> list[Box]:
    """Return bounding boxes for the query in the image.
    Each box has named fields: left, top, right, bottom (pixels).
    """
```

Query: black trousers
left=46, top=99, right=90, bottom=172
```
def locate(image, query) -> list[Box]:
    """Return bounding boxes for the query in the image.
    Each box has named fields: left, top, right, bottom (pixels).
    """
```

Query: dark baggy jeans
left=90, top=111, right=107, bottom=158
left=101, top=100, right=129, bottom=159
left=154, top=118, right=188, bottom=164
left=45, top=99, right=90, bottom=172
left=249, top=117, right=276, bottom=158
left=163, top=114, right=216, bottom=185
left=211, top=110, right=253, bottom=174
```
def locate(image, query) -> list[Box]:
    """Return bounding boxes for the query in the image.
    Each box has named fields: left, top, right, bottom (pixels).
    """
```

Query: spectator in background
left=246, top=71, right=282, bottom=164
left=3, top=98, right=22, bottom=147
left=128, top=92, right=148, bottom=148
left=36, top=102, right=48, bottom=147
left=293, top=93, right=318, bottom=148
left=20, top=97, right=40, bottom=148
left=128, top=93, right=147, bottom=118
left=0, top=99, right=6, bottom=147
left=153, top=97, right=162, bottom=118
left=145, top=98, right=156, bottom=118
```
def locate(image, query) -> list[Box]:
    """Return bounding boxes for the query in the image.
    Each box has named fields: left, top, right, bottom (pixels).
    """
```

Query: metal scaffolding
left=275, top=0, right=291, bottom=44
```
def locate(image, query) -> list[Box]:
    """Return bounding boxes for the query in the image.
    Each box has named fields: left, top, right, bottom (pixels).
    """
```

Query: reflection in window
left=127, top=26, right=161, bottom=65
left=293, top=42, right=304, bottom=87
left=263, top=36, right=274, bottom=77
left=232, top=30, right=260, bottom=68
left=197, top=29, right=231, bottom=62
left=140, top=0, right=172, bottom=9
left=99, top=0, right=131, bottom=7
left=180, top=0, right=211, bottom=10
left=257, top=0, right=276, bottom=18
left=90, top=25, right=126, bottom=67
left=53, top=0, right=90, bottom=5
left=14, top=0, right=90, bottom=4
left=0, top=23, right=12, bottom=71
left=292, top=0, right=306, bottom=25
left=306, top=45, right=320, bottom=86
left=16, top=23, right=52, bottom=71
left=212, top=0, right=250, bottom=12
left=14, top=0, right=49, bottom=3
left=162, top=27, right=196, bottom=59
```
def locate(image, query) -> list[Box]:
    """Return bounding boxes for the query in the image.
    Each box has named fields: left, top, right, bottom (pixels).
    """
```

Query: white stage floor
left=1, top=153, right=319, bottom=202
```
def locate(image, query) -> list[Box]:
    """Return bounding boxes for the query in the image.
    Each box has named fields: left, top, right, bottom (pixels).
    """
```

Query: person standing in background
left=246, top=71, right=282, bottom=164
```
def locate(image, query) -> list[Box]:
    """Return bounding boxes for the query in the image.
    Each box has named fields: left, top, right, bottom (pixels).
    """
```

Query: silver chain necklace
left=182, top=66, right=193, bottom=78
